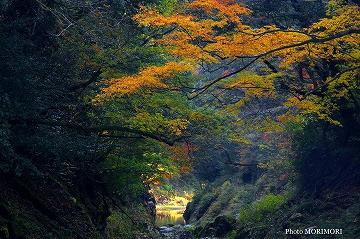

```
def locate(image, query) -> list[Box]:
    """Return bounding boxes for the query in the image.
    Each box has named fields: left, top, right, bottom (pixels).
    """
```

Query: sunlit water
left=156, top=206, right=186, bottom=226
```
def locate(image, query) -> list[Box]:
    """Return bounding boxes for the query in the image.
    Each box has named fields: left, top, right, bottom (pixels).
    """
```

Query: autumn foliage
left=95, top=0, right=359, bottom=125
left=91, top=0, right=360, bottom=185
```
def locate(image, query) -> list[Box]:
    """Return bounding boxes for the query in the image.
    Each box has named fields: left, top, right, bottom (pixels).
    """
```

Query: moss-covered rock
left=199, top=215, right=236, bottom=238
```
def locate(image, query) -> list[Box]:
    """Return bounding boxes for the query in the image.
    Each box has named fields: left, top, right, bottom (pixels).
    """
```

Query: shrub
left=239, top=193, right=288, bottom=223
left=106, top=210, right=137, bottom=239
left=225, top=230, right=237, bottom=239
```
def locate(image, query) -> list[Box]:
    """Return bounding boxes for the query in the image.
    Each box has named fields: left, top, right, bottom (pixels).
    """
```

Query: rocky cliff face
left=183, top=164, right=292, bottom=238
left=0, top=173, right=159, bottom=239
left=0, top=175, right=106, bottom=238
left=183, top=165, right=360, bottom=239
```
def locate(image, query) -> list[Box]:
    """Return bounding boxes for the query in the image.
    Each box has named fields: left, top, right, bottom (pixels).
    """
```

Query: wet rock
left=183, top=224, right=194, bottom=229
left=179, top=230, right=194, bottom=239
left=141, top=191, right=156, bottom=221
left=160, top=227, right=175, bottom=233
left=173, top=225, right=182, bottom=230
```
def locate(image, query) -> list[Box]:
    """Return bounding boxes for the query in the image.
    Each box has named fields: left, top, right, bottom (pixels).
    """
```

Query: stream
left=156, top=205, right=186, bottom=226
left=155, top=204, right=195, bottom=239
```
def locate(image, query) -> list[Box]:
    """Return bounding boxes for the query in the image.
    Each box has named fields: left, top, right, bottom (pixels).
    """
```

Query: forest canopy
left=0, top=0, right=359, bottom=238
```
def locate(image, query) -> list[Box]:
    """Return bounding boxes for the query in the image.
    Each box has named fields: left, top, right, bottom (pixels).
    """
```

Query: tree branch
left=189, top=28, right=360, bottom=97
left=9, top=118, right=181, bottom=146
left=188, top=57, right=260, bottom=99
left=300, top=66, right=360, bottom=100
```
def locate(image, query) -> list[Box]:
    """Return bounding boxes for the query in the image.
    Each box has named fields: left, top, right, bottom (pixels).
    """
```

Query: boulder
left=201, top=215, right=236, bottom=237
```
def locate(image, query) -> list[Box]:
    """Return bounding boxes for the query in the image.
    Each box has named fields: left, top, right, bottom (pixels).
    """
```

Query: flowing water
left=156, top=205, right=195, bottom=239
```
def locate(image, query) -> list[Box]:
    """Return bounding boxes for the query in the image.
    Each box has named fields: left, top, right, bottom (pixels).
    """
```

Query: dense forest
left=0, top=0, right=359, bottom=238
